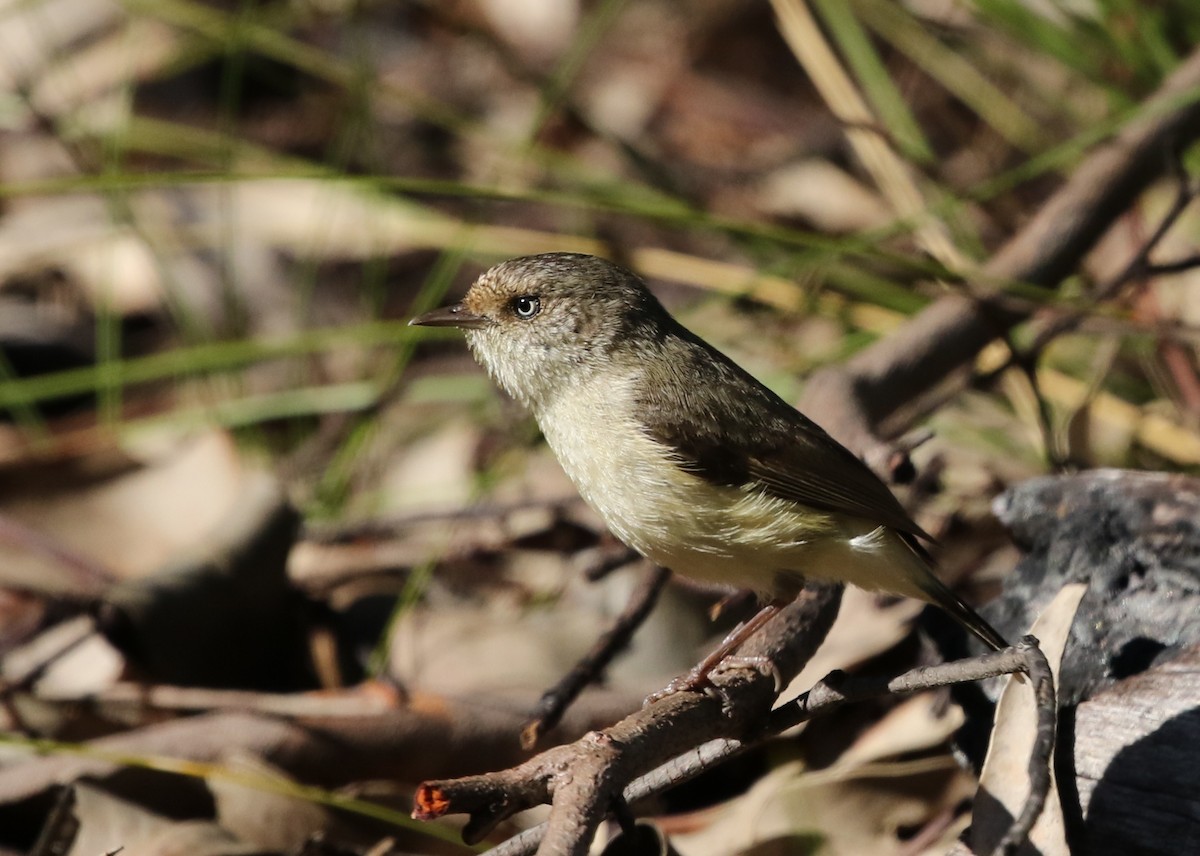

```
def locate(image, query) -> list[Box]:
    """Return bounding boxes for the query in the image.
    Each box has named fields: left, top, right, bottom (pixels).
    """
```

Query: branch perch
left=414, top=583, right=843, bottom=854
left=415, top=585, right=1055, bottom=856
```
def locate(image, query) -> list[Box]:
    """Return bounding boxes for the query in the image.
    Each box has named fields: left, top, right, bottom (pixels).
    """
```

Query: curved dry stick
left=996, top=640, right=1056, bottom=856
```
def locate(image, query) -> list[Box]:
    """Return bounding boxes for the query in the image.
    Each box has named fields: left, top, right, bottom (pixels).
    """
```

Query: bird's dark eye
left=510, top=295, right=541, bottom=319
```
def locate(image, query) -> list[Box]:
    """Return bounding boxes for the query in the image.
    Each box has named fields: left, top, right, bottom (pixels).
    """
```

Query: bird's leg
left=644, top=601, right=782, bottom=705
left=708, top=589, right=759, bottom=621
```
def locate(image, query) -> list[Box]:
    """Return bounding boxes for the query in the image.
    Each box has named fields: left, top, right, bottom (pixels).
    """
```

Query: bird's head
left=410, top=253, right=665, bottom=410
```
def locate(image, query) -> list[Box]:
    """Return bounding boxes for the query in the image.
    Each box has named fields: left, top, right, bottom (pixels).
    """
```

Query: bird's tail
left=900, top=533, right=1009, bottom=651
left=917, top=572, right=1009, bottom=651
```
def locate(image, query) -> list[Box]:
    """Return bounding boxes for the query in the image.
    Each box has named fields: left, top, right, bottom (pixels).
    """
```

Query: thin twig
left=579, top=546, right=641, bottom=583
left=1143, top=254, right=1200, bottom=275
left=521, top=564, right=671, bottom=749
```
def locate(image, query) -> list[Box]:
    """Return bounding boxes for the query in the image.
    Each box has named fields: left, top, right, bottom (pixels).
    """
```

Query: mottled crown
left=459, top=253, right=670, bottom=409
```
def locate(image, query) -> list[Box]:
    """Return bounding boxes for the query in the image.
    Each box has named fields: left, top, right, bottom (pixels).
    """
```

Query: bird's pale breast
left=535, top=372, right=926, bottom=598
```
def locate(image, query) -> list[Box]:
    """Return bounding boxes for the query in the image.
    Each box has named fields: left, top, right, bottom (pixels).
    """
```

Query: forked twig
left=417, top=608, right=1055, bottom=856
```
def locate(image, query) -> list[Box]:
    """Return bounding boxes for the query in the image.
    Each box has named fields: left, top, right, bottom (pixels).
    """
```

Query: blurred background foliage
left=1, top=1, right=1200, bottom=851
left=1, top=0, right=1198, bottom=523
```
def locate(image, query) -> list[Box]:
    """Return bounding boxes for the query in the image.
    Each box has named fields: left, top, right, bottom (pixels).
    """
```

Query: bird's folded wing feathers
left=637, top=331, right=932, bottom=542
left=742, top=440, right=932, bottom=541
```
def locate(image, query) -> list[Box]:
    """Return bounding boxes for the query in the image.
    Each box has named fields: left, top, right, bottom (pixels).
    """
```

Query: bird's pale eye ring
left=510, top=295, right=541, bottom=319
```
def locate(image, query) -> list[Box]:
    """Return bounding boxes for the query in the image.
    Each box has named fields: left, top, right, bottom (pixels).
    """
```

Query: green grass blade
left=852, top=0, right=1048, bottom=152
left=811, top=0, right=934, bottom=163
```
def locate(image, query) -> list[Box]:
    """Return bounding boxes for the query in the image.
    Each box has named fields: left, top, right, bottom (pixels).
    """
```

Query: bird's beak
left=409, top=303, right=491, bottom=329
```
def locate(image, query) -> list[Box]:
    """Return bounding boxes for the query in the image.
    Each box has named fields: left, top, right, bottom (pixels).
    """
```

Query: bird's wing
left=636, top=330, right=932, bottom=541
left=743, top=435, right=931, bottom=540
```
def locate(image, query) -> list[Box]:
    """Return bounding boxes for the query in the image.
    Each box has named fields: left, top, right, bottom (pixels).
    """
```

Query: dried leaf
left=970, top=582, right=1086, bottom=856
left=208, top=754, right=328, bottom=852
left=66, top=782, right=261, bottom=856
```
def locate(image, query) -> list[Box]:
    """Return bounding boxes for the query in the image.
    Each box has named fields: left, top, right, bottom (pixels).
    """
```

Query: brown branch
left=477, top=636, right=1055, bottom=856
left=413, top=583, right=844, bottom=854
left=798, top=48, right=1200, bottom=467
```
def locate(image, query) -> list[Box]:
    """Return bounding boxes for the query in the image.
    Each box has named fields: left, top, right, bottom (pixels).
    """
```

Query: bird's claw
left=643, top=654, right=783, bottom=709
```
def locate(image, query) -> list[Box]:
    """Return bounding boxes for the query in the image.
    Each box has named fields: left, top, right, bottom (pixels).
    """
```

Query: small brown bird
left=411, top=253, right=1008, bottom=654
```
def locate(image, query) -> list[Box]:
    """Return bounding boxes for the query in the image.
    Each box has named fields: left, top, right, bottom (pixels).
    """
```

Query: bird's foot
left=710, top=655, right=783, bottom=692
left=642, top=603, right=783, bottom=707
left=642, top=655, right=783, bottom=710
left=643, top=669, right=711, bottom=707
